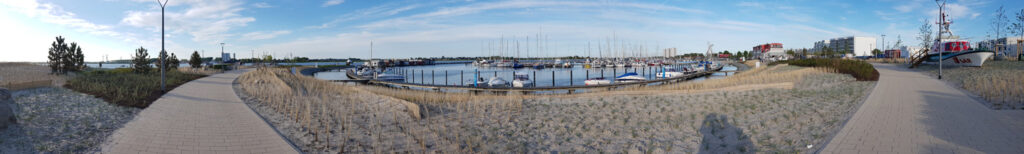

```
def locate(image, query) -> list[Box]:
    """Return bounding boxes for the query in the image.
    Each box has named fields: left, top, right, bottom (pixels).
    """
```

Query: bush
left=211, top=64, right=231, bottom=70
left=781, top=58, right=879, bottom=81
left=64, top=69, right=205, bottom=108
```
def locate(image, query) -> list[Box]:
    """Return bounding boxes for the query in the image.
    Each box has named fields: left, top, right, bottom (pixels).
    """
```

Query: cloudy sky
left=2, top=0, right=1022, bottom=62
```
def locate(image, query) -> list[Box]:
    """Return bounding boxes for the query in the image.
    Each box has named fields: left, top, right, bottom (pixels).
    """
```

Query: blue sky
left=2, top=0, right=1023, bottom=62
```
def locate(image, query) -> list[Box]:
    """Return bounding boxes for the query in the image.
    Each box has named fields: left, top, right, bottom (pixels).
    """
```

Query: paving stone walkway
left=822, top=63, right=1024, bottom=154
left=102, top=69, right=298, bottom=154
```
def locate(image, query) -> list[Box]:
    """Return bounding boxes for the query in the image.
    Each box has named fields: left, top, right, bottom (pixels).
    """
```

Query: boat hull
left=922, top=50, right=995, bottom=67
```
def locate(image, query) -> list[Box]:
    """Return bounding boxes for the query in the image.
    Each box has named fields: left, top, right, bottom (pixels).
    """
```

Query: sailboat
left=511, top=72, right=534, bottom=87
left=614, top=72, right=646, bottom=83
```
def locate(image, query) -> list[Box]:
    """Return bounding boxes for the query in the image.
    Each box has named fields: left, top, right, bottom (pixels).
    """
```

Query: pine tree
left=47, top=36, right=66, bottom=74
left=133, top=47, right=151, bottom=74
left=74, top=45, right=84, bottom=71
left=169, top=53, right=180, bottom=69
left=62, top=42, right=77, bottom=74
left=189, top=51, right=202, bottom=68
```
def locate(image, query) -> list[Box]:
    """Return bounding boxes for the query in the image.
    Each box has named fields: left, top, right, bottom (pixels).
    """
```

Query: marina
left=314, top=61, right=734, bottom=93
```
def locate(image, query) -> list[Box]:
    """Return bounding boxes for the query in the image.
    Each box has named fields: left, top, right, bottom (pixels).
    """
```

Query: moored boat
left=584, top=77, right=612, bottom=85
left=614, top=72, right=646, bottom=83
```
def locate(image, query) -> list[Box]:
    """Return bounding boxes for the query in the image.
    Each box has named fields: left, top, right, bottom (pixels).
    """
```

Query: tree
left=872, top=49, right=883, bottom=57
left=132, top=47, right=151, bottom=74
left=918, top=18, right=933, bottom=50
left=71, top=43, right=84, bottom=71
left=1011, top=9, right=1024, bottom=60
left=47, top=36, right=66, bottom=74
left=785, top=50, right=796, bottom=57
left=156, top=51, right=168, bottom=72
left=991, top=5, right=1009, bottom=55
left=168, top=53, right=180, bottom=69
left=189, top=51, right=202, bottom=68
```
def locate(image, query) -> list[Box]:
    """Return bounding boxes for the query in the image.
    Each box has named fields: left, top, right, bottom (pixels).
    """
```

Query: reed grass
left=64, top=69, right=204, bottom=108
left=237, top=65, right=875, bottom=153
left=0, top=63, right=66, bottom=87
left=918, top=61, right=1024, bottom=109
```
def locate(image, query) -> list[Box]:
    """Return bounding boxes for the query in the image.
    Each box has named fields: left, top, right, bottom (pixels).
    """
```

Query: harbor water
left=314, top=63, right=738, bottom=87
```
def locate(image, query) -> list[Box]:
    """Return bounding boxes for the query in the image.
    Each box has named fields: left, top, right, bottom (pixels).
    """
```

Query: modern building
left=752, top=43, right=785, bottom=59
left=976, top=37, right=1024, bottom=57
left=811, top=36, right=877, bottom=57
left=663, top=48, right=677, bottom=58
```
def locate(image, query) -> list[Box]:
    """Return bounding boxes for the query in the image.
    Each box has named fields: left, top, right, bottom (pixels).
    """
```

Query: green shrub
left=781, top=59, right=879, bottom=81
left=65, top=70, right=205, bottom=108
left=211, top=64, right=230, bottom=70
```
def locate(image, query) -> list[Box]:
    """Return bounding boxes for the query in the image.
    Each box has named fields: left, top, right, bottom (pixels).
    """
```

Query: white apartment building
left=976, top=37, right=1024, bottom=57
left=663, top=48, right=677, bottom=58
left=811, top=36, right=877, bottom=57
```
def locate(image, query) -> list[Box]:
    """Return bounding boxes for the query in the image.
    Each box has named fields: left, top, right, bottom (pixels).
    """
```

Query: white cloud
left=241, top=30, right=291, bottom=40
left=309, top=4, right=421, bottom=29
left=252, top=2, right=272, bottom=8
left=322, top=0, right=344, bottom=7
left=736, top=2, right=763, bottom=8
left=121, top=0, right=255, bottom=43
left=0, top=0, right=125, bottom=38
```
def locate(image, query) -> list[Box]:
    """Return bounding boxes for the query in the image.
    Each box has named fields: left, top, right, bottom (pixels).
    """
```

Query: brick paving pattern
left=102, top=69, right=298, bottom=154
left=822, top=64, right=1024, bottom=154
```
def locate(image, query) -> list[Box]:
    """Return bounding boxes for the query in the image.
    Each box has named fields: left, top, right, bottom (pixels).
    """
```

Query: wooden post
left=420, top=70, right=424, bottom=84
left=570, top=70, right=573, bottom=86
left=461, top=70, right=464, bottom=86
left=533, top=71, right=537, bottom=87
left=445, top=70, right=448, bottom=85
left=551, top=71, right=555, bottom=86
left=601, top=69, right=604, bottom=78
left=585, top=70, right=589, bottom=80
left=432, top=70, right=435, bottom=85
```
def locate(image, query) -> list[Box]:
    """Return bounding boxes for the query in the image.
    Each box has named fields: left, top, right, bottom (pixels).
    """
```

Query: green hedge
left=783, top=59, right=879, bottom=81
left=65, top=69, right=205, bottom=108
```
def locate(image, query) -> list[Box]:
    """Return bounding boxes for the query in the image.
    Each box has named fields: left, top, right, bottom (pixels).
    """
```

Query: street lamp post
left=936, top=0, right=945, bottom=79
left=157, top=0, right=168, bottom=92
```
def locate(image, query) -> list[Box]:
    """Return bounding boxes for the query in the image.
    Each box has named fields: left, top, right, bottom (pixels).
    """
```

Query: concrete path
left=102, top=69, right=298, bottom=154
left=822, top=64, right=1024, bottom=154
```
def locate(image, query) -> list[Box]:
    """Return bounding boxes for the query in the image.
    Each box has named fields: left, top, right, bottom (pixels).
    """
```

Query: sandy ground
left=0, top=88, right=139, bottom=153
left=237, top=65, right=875, bottom=153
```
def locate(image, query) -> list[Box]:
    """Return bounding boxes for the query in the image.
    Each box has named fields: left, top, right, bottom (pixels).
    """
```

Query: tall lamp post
left=157, top=0, right=169, bottom=92
left=936, top=0, right=946, bottom=79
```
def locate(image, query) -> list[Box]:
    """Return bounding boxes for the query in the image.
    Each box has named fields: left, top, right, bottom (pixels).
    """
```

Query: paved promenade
left=102, top=69, right=298, bottom=154
left=822, top=64, right=1024, bottom=153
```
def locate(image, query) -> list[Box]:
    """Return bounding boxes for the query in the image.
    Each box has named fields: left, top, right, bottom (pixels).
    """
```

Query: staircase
left=908, top=49, right=929, bottom=68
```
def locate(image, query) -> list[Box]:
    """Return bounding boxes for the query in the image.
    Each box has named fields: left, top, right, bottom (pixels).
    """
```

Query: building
left=752, top=43, right=785, bottom=59
left=663, top=48, right=677, bottom=58
left=976, top=37, right=1024, bottom=57
left=899, top=46, right=924, bottom=58
left=883, top=49, right=901, bottom=58
left=811, top=36, right=877, bottom=57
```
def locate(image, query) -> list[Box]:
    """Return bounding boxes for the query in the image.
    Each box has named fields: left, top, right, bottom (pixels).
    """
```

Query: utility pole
left=157, top=0, right=169, bottom=92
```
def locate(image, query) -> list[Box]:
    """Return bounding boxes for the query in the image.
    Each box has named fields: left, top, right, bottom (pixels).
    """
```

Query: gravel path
left=0, top=87, right=139, bottom=153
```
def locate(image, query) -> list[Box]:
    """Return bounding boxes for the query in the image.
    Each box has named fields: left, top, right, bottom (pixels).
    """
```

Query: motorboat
left=614, top=72, right=646, bottom=83
left=918, top=4, right=994, bottom=67
left=374, top=73, right=405, bottom=81
left=466, top=77, right=488, bottom=87
left=584, top=77, right=612, bottom=85
left=656, top=67, right=686, bottom=78
left=511, top=72, right=534, bottom=87
left=487, top=76, right=509, bottom=87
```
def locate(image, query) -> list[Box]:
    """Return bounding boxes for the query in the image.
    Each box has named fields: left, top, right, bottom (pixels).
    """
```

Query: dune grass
left=0, top=63, right=66, bottom=87
left=917, top=61, right=1024, bottom=109
left=63, top=68, right=205, bottom=108
left=237, top=64, right=875, bottom=153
